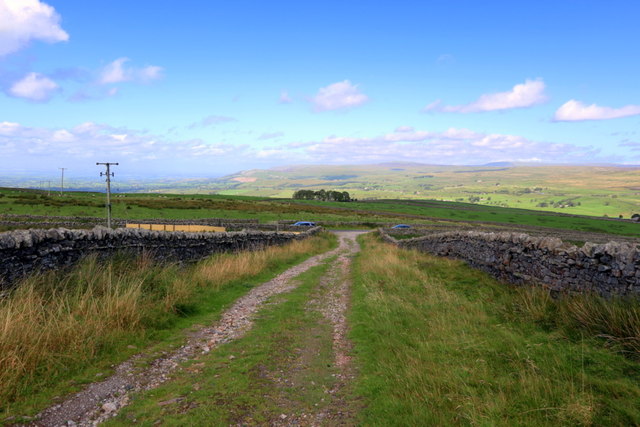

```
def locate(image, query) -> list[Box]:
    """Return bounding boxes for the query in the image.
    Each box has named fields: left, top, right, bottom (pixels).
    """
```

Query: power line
left=97, top=162, right=119, bottom=228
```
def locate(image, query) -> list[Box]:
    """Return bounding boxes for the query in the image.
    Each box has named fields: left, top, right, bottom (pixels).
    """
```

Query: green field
left=2, top=184, right=640, bottom=424
left=1, top=186, right=639, bottom=238
left=212, top=164, right=640, bottom=218
left=4, top=164, right=639, bottom=218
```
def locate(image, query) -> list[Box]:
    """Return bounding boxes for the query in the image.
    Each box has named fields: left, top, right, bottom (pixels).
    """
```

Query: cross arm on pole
left=96, top=162, right=119, bottom=228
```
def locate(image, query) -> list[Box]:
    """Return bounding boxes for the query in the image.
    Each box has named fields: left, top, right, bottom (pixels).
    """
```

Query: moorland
left=1, top=184, right=639, bottom=241
left=4, top=163, right=640, bottom=219
left=1, top=171, right=640, bottom=425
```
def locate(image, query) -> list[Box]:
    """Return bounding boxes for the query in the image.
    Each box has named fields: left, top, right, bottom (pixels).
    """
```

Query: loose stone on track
left=30, top=233, right=351, bottom=427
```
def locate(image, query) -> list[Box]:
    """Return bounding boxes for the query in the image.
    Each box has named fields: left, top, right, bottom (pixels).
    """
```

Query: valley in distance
left=8, top=162, right=634, bottom=219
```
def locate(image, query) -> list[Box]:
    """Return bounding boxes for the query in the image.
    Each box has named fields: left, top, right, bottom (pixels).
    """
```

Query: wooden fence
left=125, top=223, right=226, bottom=232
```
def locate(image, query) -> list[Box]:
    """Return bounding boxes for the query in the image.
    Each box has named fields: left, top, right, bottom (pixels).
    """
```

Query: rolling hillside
left=211, top=163, right=640, bottom=218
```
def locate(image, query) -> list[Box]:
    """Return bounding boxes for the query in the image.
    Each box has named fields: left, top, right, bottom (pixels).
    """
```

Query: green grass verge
left=349, top=233, right=640, bottom=425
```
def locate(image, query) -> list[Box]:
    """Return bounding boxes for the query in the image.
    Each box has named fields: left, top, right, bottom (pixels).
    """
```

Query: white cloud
left=0, top=121, right=21, bottom=135
left=424, top=79, right=548, bottom=113
left=310, top=80, right=369, bottom=111
left=98, top=58, right=164, bottom=85
left=554, top=100, right=640, bottom=121
left=138, top=65, right=163, bottom=82
left=9, top=72, right=59, bottom=101
left=99, top=58, right=129, bottom=84
left=279, top=91, right=292, bottom=104
left=0, top=0, right=68, bottom=56
left=52, top=129, right=74, bottom=142
left=0, top=121, right=248, bottom=167
left=0, top=122, right=614, bottom=174
left=266, top=127, right=599, bottom=165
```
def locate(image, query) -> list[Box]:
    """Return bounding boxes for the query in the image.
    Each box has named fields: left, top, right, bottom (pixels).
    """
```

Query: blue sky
left=1, top=0, right=639, bottom=178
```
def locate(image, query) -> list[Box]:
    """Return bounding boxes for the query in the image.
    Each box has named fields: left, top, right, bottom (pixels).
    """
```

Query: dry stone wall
left=0, top=226, right=320, bottom=289
left=379, top=228, right=640, bottom=297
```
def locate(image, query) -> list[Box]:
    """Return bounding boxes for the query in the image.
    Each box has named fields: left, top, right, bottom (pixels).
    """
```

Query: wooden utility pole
left=59, top=168, right=66, bottom=196
left=97, top=162, right=119, bottom=228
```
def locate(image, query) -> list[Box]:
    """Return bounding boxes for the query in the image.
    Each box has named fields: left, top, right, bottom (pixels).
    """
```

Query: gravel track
left=240, top=231, right=363, bottom=426
left=309, top=232, right=361, bottom=425
left=28, top=234, right=354, bottom=427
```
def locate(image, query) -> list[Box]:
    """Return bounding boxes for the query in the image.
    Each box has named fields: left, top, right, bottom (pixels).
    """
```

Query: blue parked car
left=293, top=221, right=316, bottom=227
left=391, top=224, right=411, bottom=229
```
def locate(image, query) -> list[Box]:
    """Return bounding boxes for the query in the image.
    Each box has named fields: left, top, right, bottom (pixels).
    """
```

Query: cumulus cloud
left=424, top=79, right=548, bottom=113
left=9, top=72, right=59, bottom=101
left=99, top=58, right=129, bottom=84
left=65, top=58, right=160, bottom=102
left=138, top=65, right=163, bottom=82
left=188, top=115, right=237, bottom=129
left=253, top=127, right=599, bottom=165
left=0, top=121, right=21, bottom=134
left=310, top=80, right=369, bottom=111
left=0, top=0, right=68, bottom=56
left=98, top=58, right=163, bottom=85
left=279, top=91, right=292, bottom=104
left=0, top=122, right=610, bottom=176
left=0, top=121, right=247, bottom=168
left=554, top=100, right=640, bottom=121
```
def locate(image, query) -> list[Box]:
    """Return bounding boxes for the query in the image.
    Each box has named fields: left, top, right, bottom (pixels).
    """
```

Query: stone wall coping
left=380, top=228, right=639, bottom=261
left=0, top=226, right=321, bottom=250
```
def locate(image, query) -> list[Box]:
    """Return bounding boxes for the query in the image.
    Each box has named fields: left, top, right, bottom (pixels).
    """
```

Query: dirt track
left=29, top=231, right=364, bottom=427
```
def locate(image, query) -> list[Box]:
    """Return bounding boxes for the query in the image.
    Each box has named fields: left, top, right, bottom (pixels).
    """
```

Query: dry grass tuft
left=0, top=233, right=333, bottom=408
left=350, top=233, right=640, bottom=425
left=195, top=239, right=320, bottom=286
left=512, top=287, right=640, bottom=356
left=559, top=295, right=640, bottom=355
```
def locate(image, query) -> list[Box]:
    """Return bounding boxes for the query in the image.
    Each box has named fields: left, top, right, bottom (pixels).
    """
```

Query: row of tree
left=292, top=189, right=352, bottom=202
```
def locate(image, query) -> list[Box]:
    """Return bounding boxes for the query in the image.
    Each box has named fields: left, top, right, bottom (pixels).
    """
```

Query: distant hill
left=209, top=163, right=640, bottom=218
left=2, top=163, right=639, bottom=218
left=482, top=161, right=515, bottom=167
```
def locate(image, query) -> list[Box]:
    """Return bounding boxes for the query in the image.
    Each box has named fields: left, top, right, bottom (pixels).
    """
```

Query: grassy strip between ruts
left=349, top=233, right=640, bottom=426
left=106, top=256, right=353, bottom=426
left=0, top=232, right=337, bottom=423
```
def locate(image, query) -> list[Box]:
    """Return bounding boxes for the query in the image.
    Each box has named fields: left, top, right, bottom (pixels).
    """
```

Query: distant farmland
left=211, top=164, right=640, bottom=218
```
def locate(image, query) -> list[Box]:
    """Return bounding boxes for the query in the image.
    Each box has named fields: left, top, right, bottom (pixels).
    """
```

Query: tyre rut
left=28, top=233, right=354, bottom=427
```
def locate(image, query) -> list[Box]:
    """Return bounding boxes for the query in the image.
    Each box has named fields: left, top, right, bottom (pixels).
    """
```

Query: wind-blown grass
left=349, top=233, right=640, bottom=425
left=511, top=288, right=640, bottom=356
left=107, top=258, right=344, bottom=426
left=0, top=233, right=335, bottom=418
